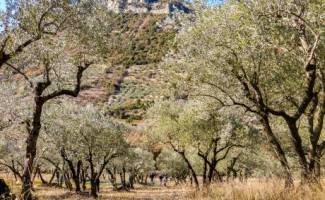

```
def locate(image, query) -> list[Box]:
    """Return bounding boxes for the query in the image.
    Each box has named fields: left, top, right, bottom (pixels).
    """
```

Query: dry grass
left=36, top=185, right=193, bottom=200
left=2, top=173, right=325, bottom=200
left=193, top=178, right=325, bottom=200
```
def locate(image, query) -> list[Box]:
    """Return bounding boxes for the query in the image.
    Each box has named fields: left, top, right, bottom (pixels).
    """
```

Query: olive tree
left=41, top=102, right=128, bottom=197
left=123, top=148, right=155, bottom=187
left=157, top=149, right=190, bottom=185
left=146, top=100, right=249, bottom=187
left=146, top=100, right=200, bottom=188
left=164, top=0, right=324, bottom=186
left=0, top=1, right=125, bottom=198
left=0, top=0, right=73, bottom=69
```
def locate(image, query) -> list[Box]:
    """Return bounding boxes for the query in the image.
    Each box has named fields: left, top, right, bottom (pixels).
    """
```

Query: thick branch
left=216, top=144, right=243, bottom=163
left=42, top=63, right=92, bottom=102
left=0, top=161, right=23, bottom=180
left=5, top=62, right=34, bottom=87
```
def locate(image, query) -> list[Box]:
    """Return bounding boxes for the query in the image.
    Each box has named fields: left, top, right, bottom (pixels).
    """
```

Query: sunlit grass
left=2, top=174, right=325, bottom=200
left=193, top=178, right=325, bottom=200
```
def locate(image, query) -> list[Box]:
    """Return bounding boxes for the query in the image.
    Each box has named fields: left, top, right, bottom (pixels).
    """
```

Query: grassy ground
left=35, top=185, right=193, bottom=200
left=2, top=173, right=325, bottom=200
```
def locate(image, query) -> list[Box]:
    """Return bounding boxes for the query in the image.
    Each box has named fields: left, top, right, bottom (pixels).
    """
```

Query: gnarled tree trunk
left=21, top=63, right=91, bottom=200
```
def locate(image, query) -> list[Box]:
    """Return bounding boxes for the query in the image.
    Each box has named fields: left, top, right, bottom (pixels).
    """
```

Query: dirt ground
left=4, top=172, right=325, bottom=200
left=1, top=173, right=195, bottom=200
left=35, top=185, right=195, bottom=200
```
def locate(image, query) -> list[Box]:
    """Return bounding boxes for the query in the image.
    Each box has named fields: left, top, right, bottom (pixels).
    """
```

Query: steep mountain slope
left=0, top=12, right=177, bottom=124
left=107, top=0, right=192, bottom=15
left=81, top=13, right=177, bottom=124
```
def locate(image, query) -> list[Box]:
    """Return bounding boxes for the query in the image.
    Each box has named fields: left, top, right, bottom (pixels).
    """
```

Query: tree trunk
left=64, top=172, right=73, bottom=191
left=308, top=152, right=321, bottom=185
left=61, top=149, right=82, bottom=193
left=88, top=154, right=113, bottom=197
left=314, top=156, right=321, bottom=181
left=37, top=167, right=48, bottom=185
left=21, top=152, right=34, bottom=198
left=22, top=103, right=43, bottom=200
left=90, top=178, right=99, bottom=198
left=119, top=167, right=128, bottom=190
left=261, top=116, right=293, bottom=187
left=49, top=169, right=57, bottom=185
left=122, top=166, right=126, bottom=187
left=81, top=167, right=87, bottom=191
left=129, top=172, right=135, bottom=189
left=179, top=152, right=199, bottom=189
left=20, top=62, right=90, bottom=199
left=207, top=163, right=216, bottom=183
left=89, top=164, right=99, bottom=197
left=57, top=171, right=63, bottom=187
left=202, top=160, right=208, bottom=186
left=144, top=174, right=148, bottom=185
left=74, top=161, right=82, bottom=193
left=11, top=160, right=18, bottom=182
left=107, top=169, right=117, bottom=189
left=285, top=119, right=312, bottom=184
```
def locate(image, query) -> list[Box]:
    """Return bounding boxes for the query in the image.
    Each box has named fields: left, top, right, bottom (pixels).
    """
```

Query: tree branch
left=42, top=62, right=92, bottom=102
left=0, top=161, right=23, bottom=180
left=5, top=62, right=33, bottom=87
left=216, top=144, right=244, bottom=163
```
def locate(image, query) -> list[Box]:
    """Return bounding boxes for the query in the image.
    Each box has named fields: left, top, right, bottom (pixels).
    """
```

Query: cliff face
left=106, top=0, right=191, bottom=14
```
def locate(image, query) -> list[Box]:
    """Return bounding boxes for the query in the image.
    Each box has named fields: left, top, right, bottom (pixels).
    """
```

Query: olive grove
left=163, top=0, right=324, bottom=186
left=0, top=0, right=324, bottom=199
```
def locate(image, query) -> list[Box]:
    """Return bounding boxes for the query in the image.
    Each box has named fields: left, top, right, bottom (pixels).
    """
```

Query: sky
left=0, top=0, right=5, bottom=11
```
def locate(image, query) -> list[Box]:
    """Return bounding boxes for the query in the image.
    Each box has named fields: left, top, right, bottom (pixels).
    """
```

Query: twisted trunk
left=61, top=149, right=82, bottom=193
left=178, top=151, right=199, bottom=189
left=260, top=116, right=293, bottom=187
left=22, top=100, right=43, bottom=200
left=20, top=63, right=90, bottom=199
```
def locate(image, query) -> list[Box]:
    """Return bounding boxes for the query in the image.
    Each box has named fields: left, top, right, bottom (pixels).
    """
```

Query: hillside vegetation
left=0, top=1, right=324, bottom=200
left=85, top=12, right=176, bottom=122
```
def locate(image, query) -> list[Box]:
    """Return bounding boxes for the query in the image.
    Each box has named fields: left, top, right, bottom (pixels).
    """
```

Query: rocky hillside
left=77, top=12, right=177, bottom=124
left=106, top=0, right=192, bottom=15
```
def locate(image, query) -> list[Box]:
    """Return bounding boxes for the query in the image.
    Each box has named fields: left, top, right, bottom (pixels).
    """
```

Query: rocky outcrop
left=106, top=0, right=191, bottom=15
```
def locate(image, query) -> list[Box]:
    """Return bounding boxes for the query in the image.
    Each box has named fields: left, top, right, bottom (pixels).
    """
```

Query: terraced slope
left=0, top=13, right=176, bottom=125
left=91, top=13, right=177, bottom=123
